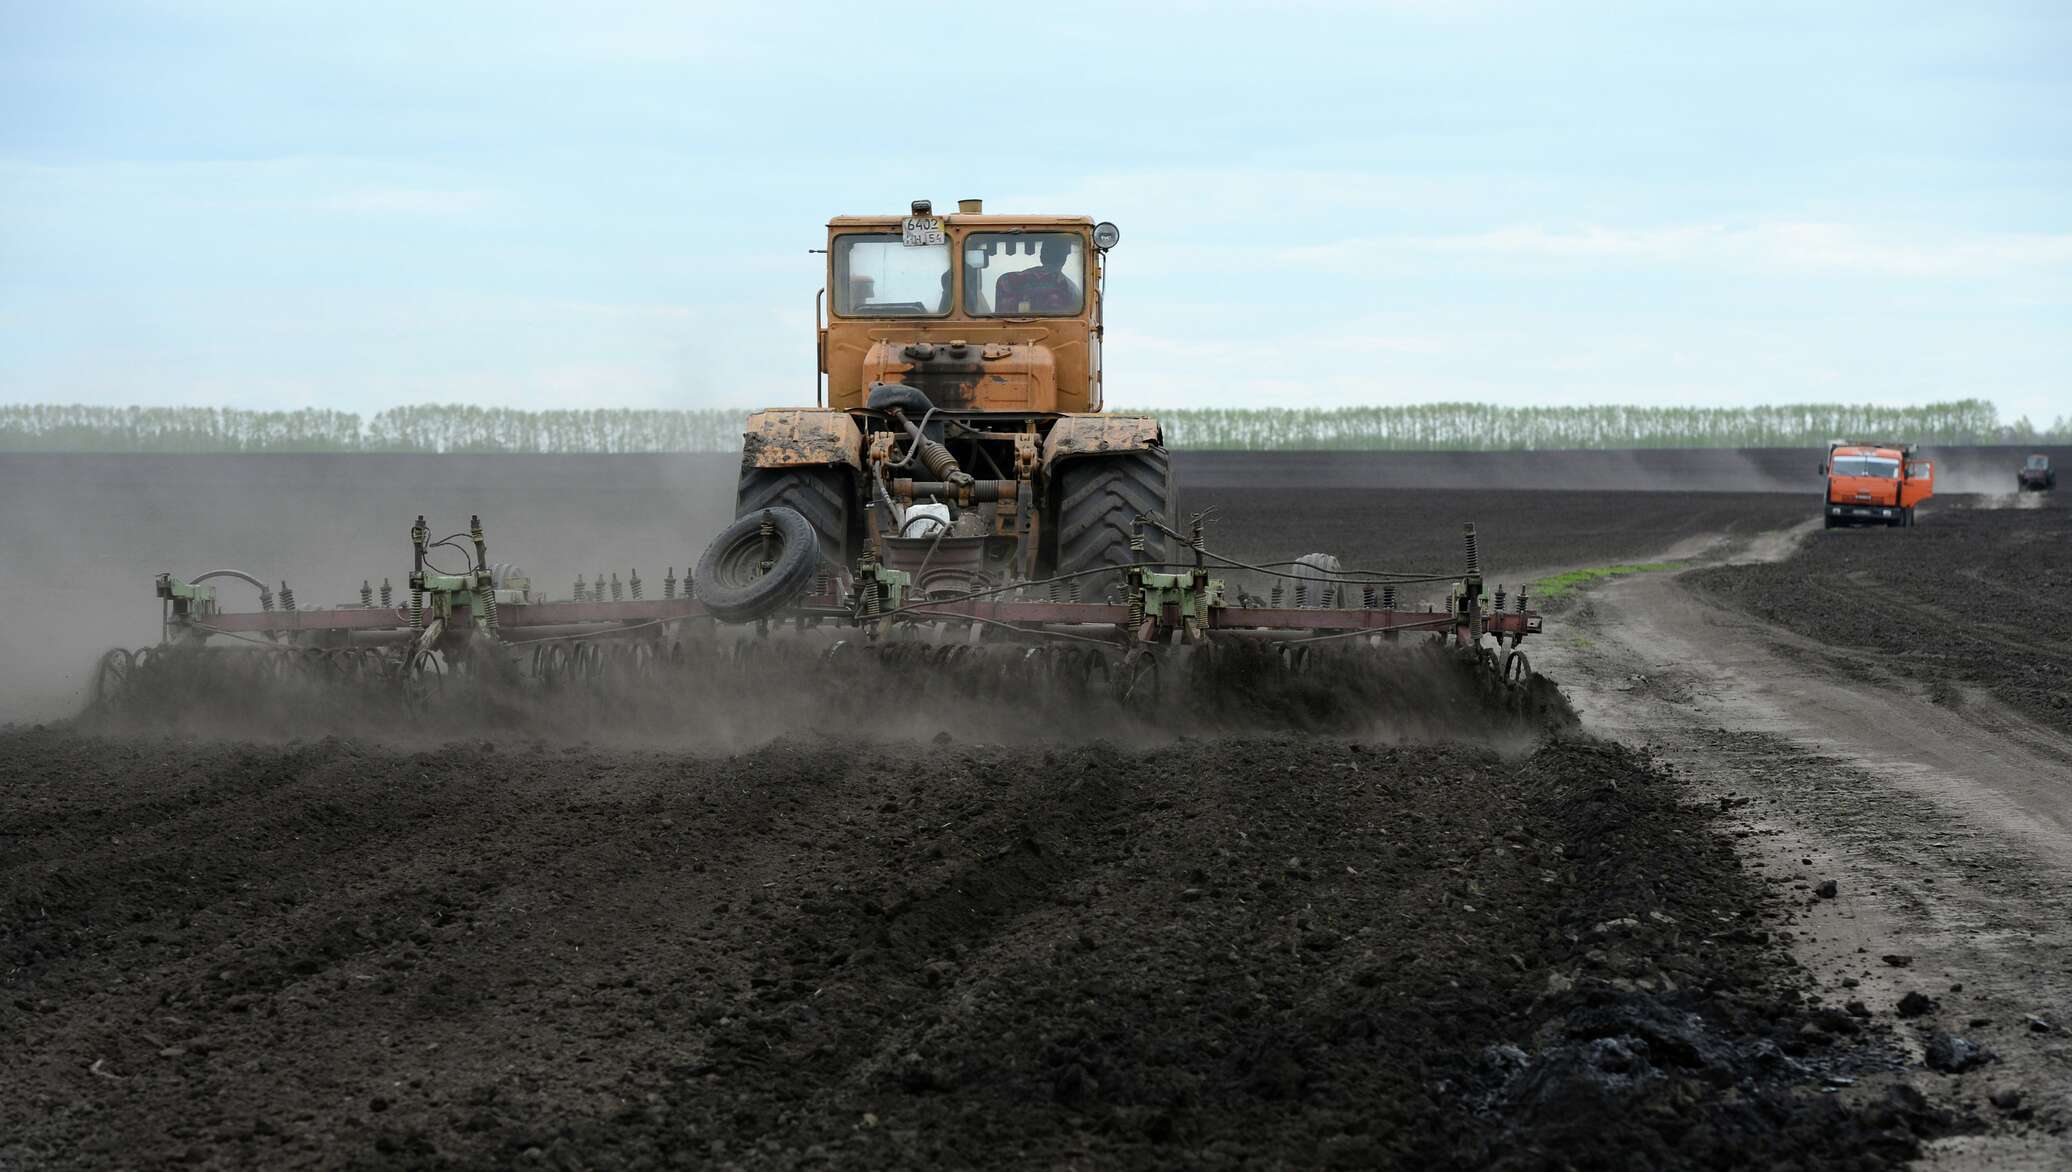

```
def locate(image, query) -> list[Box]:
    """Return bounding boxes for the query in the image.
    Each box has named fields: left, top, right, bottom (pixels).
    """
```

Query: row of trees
left=1152, top=400, right=2071, bottom=450
left=2, top=400, right=2065, bottom=453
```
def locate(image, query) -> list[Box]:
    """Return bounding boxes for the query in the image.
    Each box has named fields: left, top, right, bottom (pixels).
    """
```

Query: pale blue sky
left=2, top=1, right=2067, bottom=423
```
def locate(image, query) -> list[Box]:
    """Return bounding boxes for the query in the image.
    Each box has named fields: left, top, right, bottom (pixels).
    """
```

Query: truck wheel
left=735, top=466, right=851, bottom=567
left=1054, top=448, right=1173, bottom=595
left=695, top=507, right=822, bottom=623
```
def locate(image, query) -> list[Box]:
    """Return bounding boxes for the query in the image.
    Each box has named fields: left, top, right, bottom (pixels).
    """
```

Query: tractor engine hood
left=862, top=338, right=1058, bottom=412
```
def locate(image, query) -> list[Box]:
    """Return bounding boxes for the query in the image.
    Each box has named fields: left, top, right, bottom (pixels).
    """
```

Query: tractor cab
left=820, top=200, right=1120, bottom=415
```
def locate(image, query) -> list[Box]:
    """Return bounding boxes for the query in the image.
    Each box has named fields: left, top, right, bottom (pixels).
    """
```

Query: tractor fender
left=1041, top=414, right=1162, bottom=473
left=741, top=408, right=865, bottom=471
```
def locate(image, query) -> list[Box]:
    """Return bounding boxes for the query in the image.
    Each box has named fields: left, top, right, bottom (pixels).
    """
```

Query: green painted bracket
left=154, top=574, right=217, bottom=606
left=1139, top=570, right=1224, bottom=625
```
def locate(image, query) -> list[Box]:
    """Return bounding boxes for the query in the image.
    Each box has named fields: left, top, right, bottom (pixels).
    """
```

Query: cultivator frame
left=93, top=509, right=1546, bottom=722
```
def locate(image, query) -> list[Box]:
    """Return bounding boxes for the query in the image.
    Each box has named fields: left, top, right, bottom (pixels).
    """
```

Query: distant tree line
left=1151, top=400, right=2071, bottom=451
left=1, top=400, right=2065, bottom=454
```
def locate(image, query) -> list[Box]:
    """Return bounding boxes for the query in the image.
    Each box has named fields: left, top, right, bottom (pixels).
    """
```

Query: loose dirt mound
left=1689, top=503, right=2072, bottom=735
left=2, top=729, right=1955, bottom=1169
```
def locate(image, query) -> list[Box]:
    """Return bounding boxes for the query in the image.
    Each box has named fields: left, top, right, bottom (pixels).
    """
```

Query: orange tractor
left=1820, top=442, right=1933, bottom=528
left=708, top=198, right=1168, bottom=613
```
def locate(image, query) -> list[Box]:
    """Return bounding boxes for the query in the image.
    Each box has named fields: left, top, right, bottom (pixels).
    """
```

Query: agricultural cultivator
left=84, top=200, right=1559, bottom=734
left=88, top=509, right=1554, bottom=734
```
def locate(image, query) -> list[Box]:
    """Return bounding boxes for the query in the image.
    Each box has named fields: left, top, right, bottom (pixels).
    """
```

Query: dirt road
left=1536, top=514, right=2072, bottom=1168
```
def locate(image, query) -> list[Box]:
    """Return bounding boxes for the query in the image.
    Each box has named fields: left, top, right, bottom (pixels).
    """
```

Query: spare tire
left=694, top=507, right=822, bottom=623
left=866, top=382, right=935, bottom=416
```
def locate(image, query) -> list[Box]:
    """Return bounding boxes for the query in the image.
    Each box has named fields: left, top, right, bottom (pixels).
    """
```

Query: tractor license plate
left=902, top=216, right=945, bottom=247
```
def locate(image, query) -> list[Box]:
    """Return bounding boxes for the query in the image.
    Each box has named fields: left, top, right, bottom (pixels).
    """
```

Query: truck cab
left=1821, top=442, right=1933, bottom=528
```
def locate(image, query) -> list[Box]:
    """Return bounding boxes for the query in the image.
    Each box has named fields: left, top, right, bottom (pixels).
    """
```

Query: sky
left=1, top=1, right=2067, bottom=424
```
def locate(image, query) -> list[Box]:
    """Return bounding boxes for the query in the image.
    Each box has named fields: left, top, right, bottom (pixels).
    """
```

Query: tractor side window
left=964, top=232, right=1085, bottom=317
left=833, top=234, right=951, bottom=317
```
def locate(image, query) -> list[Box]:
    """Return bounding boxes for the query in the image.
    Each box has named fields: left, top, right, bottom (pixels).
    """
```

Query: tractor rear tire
left=1054, top=448, right=1173, bottom=596
left=734, top=465, right=851, bottom=567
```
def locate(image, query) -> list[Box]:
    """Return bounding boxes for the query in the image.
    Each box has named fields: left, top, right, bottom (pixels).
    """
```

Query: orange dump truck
left=1820, top=442, right=1933, bottom=528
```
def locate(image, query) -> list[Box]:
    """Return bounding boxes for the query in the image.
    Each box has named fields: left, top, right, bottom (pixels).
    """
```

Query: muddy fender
left=1041, top=414, right=1161, bottom=473
left=742, top=409, right=864, bottom=471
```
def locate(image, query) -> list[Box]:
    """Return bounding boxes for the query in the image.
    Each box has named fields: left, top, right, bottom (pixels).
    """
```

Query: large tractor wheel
left=1053, top=448, right=1174, bottom=596
left=734, top=466, right=852, bottom=567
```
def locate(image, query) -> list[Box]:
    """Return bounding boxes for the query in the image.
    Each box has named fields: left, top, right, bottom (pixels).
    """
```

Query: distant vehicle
left=2017, top=454, right=2055, bottom=492
left=1820, top=442, right=1933, bottom=528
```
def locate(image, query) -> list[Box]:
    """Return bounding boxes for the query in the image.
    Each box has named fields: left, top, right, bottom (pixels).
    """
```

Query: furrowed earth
left=4, top=449, right=2067, bottom=1169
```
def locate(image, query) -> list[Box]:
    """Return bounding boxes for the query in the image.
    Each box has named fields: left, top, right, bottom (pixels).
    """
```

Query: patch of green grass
left=1530, top=562, right=1684, bottom=600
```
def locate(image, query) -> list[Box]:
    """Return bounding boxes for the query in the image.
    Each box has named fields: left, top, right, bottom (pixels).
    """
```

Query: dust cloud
left=3, top=444, right=2058, bottom=727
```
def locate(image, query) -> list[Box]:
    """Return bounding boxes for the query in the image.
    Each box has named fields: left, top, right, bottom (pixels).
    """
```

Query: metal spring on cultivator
left=630, top=569, right=644, bottom=601
left=664, top=568, right=678, bottom=600
left=279, top=582, right=297, bottom=612
left=360, top=580, right=374, bottom=607
left=610, top=573, right=624, bottom=603
left=478, top=576, right=500, bottom=639
left=381, top=578, right=393, bottom=608
left=259, top=584, right=275, bottom=613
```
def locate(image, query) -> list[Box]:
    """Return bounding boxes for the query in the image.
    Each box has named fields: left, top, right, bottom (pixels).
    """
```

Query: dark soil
left=1689, top=499, right=2072, bottom=735
left=2, top=728, right=1956, bottom=1170
left=1184, top=488, right=1808, bottom=594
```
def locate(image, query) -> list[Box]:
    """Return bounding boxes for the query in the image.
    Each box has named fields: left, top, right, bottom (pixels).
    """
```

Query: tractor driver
left=990, top=237, right=1080, bottom=315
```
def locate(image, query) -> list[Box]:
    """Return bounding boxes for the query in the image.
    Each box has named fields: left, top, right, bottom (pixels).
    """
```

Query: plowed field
left=6, top=450, right=2044, bottom=1169
left=1690, top=495, right=2072, bottom=735
left=1, top=731, right=1954, bottom=1170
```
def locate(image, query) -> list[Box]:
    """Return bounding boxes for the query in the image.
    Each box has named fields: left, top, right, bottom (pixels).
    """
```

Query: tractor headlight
left=1093, top=221, right=1121, bottom=250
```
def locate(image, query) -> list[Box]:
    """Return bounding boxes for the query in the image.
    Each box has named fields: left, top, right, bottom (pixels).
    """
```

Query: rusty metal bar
left=188, top=597, right=713, bottom=634
left=889, top=478, right=1018, bottom=502
left=1208, top=607, right=1537, bottom=634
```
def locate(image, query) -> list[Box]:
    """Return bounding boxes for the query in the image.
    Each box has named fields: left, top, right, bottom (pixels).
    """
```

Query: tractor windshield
left=1831, top=456, right=1900, bottom=479
left=833, top=234, right=951, bottom=317
left=2028, top=455, right=2050, bottom=470
left=963, top=232, right=1086, bottom=316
